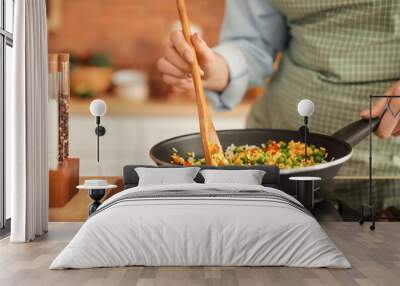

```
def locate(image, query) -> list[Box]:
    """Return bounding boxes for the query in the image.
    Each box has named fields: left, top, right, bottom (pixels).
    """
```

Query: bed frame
left=123, top=165, right=281, bottom=190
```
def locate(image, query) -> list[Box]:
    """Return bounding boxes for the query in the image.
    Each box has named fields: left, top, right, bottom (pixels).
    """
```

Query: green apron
left=247, top=0, right=400, bottom=210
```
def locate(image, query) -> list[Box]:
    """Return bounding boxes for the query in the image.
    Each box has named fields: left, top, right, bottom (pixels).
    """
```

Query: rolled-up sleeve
left=207, top=0, right=288, bottom=111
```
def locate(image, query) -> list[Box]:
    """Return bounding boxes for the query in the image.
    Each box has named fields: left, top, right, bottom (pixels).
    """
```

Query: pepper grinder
left=297, top=99, right=315, bottom=160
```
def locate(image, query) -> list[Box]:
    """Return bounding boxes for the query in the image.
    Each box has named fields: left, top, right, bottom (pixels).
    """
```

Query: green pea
left=314, top=154, right=323, bottom=163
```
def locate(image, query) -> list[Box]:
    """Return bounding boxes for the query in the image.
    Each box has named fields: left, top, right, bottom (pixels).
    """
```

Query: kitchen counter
left=70, top=96, right=253, bottom=117
left=69, top=95, right=252, bottom=176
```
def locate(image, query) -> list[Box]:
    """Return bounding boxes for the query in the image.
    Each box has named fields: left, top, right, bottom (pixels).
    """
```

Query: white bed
left=50, top=183, right=350, bottom=269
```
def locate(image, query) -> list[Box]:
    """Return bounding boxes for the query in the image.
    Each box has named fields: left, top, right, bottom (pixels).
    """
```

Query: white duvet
left=50, top=183, right=351, bottom=269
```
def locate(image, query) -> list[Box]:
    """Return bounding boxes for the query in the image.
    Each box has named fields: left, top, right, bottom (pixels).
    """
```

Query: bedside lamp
left=297, top=99, right=314, bottom=118
left=90, top=99, right=107, bottom=162
left=297, top=99, right=314, bottom=160
left=76, top=99, right=116, bottom=216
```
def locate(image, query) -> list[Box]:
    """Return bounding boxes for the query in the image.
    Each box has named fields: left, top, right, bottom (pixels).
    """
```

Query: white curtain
left=9, top=0, right=49, bottom=242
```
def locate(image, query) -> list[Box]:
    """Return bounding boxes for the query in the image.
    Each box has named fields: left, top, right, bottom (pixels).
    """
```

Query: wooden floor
left=0, top=222, right=399, bottom=286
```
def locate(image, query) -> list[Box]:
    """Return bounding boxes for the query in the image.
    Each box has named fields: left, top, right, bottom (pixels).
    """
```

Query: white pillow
left=135, top=167, right=200, bottom=186
left=200, top=169, right=266, bottom=185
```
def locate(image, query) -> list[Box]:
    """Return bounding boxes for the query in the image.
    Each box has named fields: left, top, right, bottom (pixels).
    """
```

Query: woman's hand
left=157, top=32, right=229, bottom=94
left=360, top=81, right=400, bottom=139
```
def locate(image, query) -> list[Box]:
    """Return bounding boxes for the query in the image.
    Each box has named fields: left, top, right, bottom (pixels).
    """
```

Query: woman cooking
left=157, top=1, right=400, bottom=211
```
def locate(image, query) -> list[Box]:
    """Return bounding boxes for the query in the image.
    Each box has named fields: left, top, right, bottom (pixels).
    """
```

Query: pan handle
left=331, top=108, right=386, bottom=147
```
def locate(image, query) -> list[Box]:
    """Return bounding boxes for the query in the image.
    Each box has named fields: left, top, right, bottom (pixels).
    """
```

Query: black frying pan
left=149, top=118, right=380, bottom=195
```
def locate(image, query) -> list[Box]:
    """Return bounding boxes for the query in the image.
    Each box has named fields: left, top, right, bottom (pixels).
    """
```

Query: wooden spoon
left=176, top=0, right=225, bottom=166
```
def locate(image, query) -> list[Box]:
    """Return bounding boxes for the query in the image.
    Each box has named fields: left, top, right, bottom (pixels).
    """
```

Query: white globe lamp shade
left=90, top=99, right=107, bottom=117
left=297, top=99, right=314, bottom=117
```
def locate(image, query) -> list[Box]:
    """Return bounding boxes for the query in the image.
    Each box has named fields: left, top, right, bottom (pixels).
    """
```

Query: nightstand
left=77, top=180, right=117, bottom=215
left=289, top=177, right=322, bottom=210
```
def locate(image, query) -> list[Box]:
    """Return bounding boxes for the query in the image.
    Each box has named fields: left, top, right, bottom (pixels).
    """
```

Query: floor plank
left=0, top=222, right=399, bottom=286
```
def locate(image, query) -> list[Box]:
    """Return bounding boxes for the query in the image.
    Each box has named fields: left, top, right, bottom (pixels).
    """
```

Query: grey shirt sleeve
left=207, top=0, right=288, bottom=111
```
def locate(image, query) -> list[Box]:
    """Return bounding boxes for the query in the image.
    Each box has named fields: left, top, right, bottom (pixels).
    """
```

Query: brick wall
left=48, top=0, right=225, bottom=97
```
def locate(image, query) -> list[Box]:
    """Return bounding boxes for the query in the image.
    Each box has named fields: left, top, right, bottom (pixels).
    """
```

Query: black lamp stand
left=359, top=95, right=400, bottom=231
left=94, top=116, right=106, bottom=162
left=299, top=116, right=310, bottom=160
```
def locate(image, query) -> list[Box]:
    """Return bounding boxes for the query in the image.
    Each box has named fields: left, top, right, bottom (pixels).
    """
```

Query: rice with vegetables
left=170, top=140, right=329, bottom=169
